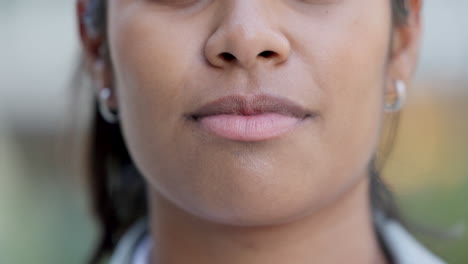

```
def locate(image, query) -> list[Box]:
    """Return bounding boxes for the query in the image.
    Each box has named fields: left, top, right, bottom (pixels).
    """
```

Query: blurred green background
left=1, top=0, right=467, bottom=263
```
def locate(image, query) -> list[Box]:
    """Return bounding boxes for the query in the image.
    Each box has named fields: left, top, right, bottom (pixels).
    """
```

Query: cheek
left=303, top=6, right=390, bottom=159
left=285, top=2, right=391, bottom=192
left=108, top=6, right=202, bottom=146
left=107, top=6, right=199, bottom=188
left=110, top=16, right=187, bottom=112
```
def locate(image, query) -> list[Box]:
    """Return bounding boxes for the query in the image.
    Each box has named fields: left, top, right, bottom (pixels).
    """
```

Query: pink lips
left=188, top=94, right=314, bottom=142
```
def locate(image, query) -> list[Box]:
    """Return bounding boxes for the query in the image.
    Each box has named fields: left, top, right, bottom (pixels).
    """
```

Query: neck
left=147, top=177, right=389, bottom=264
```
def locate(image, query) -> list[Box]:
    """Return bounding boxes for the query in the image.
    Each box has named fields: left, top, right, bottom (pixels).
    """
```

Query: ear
left=77, top=0, right=118, bottom=109
left=386, top=0, right=423, bottom=97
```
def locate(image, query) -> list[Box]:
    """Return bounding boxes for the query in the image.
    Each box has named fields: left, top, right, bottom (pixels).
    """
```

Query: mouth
left=186, top=94, right=317, bottom=142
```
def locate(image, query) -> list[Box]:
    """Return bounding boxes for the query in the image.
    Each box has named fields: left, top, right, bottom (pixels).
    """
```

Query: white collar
left=132, top=232, right=152, bottom=264
left=375, top=214, right=446, bottom=264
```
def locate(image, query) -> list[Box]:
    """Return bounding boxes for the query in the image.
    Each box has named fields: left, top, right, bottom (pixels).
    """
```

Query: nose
left=204, top=1, right=291, bottom=70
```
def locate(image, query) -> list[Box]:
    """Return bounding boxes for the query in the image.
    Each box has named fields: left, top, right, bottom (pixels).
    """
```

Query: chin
left=182, top=191, right=318, bottom=227
left=149, top=162, right=343, bottom=227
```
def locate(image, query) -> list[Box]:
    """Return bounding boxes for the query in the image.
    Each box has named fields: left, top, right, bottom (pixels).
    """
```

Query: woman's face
left=101, top=0, right=411, bottom=225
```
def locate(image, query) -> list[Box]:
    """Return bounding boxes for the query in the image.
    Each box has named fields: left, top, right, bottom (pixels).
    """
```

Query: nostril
left=258, top=50, right=276, bottom=58
left=219, top=52, right=236, bottom=61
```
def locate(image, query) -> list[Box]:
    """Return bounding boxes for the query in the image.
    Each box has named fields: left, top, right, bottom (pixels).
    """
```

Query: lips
left=187, top=94, right=315, bottom=142
left=189, top=94, right=312, bottom=119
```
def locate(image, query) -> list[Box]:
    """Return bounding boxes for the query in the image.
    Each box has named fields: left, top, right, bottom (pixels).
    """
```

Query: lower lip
left=195, top=113, right=304, bottom=142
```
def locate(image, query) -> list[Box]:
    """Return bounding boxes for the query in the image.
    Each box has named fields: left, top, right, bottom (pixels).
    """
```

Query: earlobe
left=92, top=44, right=118, bottom=110
left=388, top=27, right=413, bottom=85
left=387, top=0, right=422, bottom=88
left=94, top=50, right=119, bottom=124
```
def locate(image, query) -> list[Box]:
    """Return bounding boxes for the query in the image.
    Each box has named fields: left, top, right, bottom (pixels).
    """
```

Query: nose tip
left=204, top=19, right=291, bottom=70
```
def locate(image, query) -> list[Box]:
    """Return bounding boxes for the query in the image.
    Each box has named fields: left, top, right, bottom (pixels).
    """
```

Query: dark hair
left=78, top=1, right=410, bottom=263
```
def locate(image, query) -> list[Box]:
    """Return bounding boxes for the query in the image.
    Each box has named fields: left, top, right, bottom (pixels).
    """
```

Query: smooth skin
left=79, top=0, right=422, bottom=263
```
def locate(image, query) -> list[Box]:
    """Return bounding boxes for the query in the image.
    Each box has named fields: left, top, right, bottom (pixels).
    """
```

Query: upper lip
left=188, top=94, right=314, bottom=120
